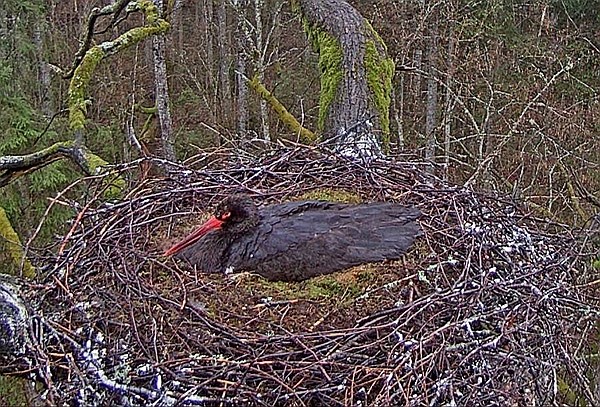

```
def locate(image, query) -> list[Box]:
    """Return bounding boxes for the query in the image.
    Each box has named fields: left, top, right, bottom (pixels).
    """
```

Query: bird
left=164, top=195, right=421, bottom=282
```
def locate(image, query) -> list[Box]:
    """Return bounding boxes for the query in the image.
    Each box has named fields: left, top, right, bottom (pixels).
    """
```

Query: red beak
left=163, top=216, right=224, bottom=257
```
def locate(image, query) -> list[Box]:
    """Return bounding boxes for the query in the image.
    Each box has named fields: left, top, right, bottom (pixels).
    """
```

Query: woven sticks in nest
left=25, top=144, right=599, bottom=406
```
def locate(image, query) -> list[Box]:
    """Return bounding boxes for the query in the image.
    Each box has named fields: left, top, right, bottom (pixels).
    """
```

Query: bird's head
left=214, top=195, right=257, bottom=228
left=164, top=195, right=258, bottom=257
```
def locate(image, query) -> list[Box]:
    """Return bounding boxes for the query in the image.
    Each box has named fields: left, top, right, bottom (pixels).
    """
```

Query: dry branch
left=10, top=143, right=600, bottom=406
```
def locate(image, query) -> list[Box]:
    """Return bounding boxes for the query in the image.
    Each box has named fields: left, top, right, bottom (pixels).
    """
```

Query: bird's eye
left=219, top=211, right=231, bottom=221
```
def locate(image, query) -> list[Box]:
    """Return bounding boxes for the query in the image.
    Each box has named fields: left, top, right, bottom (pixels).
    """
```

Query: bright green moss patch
left=0, top=206, right=35, bottom=278
left=364, top=39, right=394, bottom=150
left=299, top=188, right=362, bottom=203
left=302, top=18, right=343, bottom=131
left=68, top=46, right=105, bottom=131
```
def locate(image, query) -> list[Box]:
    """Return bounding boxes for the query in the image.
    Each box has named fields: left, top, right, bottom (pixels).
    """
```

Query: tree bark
left=33, top=23, right=52, bottom=117
left=425, top=19, right=438, bottom=174
left=233, top=0, right=249, bottom=137
left=254, top=0, right=271, bottom=141
left=152, top=0, right=176, bottom=162
left=217, top=1, right=233, bottom=133
left=297, top=0, right=394, bottom=158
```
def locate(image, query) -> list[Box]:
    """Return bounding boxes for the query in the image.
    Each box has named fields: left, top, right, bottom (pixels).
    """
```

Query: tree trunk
left=297, top=0, right=394, bottom=158
left=254, top=0, right=271, bottom=141
left=152, top=0, right=176, bottom=162
left=33, top=24, right=52, bottom=117
left=0, top=275, right=43, bottom=406
left=443, top=33, right=457, bottom=181
left=234, top=0, right=249, bottom=138
left=217, top=1, right=232, bottom=133
left=424, top=20, right=438, bottom=174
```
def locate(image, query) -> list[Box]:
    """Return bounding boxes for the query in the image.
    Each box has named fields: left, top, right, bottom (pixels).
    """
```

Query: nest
left=24, top=144, right=600, bottom=406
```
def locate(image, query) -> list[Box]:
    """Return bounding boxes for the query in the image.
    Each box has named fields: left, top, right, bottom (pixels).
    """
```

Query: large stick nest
left=22, top=145, right=600, bottom=406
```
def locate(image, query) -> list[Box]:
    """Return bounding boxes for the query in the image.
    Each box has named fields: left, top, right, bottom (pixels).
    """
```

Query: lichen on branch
left=249, top=75, right=316, bottom=143
left=0, top=207, right=35, bottom=278
left=67, top=0, right=170, bottom=132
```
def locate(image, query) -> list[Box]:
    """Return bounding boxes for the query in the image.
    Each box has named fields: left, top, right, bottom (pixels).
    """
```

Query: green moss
left=0, top=376, right=39, bottom=406
left=67, top=0, right=169, bottom=133
left=0, top=206, right=36, bottom=278
left=364, top=37, right=394, bottom=151
left=82, top=149, right=125, bottom=200
left=241, top=271, right=368, bottom=304
left=304, top=277, right=362, bottom=299
left=68, top=46, right=105, bottom=131
left=249, top=74, right=316, bottom=143
left=302, top=20, right=343, bottom=131
left=558, top=376, right=587, bottom=406
left=299, top=188, right=362, bottom=203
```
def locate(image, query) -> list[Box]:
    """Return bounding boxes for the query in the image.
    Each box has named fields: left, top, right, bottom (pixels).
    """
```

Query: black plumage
left=164, top=195, right=421, bottom=282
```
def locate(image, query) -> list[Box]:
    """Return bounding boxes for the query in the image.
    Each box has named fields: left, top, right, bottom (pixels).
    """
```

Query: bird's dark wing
left=261, top=200, right=351, bottom=218
left=227, top=202, right=421, bottom=281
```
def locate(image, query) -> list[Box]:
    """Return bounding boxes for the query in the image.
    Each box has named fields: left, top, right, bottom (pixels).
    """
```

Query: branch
left=0, top=141, right=126, bottom=205
left=465, top=61, right=574, bottom=187
left=248, top=75, right=317, bottom=143
left=0, top=141, right=107, bottom=188
left=61, top=0, right=135, bottom=79
left=68, top=0, right=170, bottom=133
left=0, top=208, right=35, bottom=278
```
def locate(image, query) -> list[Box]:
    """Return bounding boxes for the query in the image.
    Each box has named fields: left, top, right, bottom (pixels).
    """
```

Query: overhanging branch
left=0, top=141, right=107, bottom=188
left=249, top=75, right=316, bottom=143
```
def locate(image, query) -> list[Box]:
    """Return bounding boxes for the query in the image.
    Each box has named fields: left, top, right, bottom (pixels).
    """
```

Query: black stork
left=164, top=195, right=421, bottom=282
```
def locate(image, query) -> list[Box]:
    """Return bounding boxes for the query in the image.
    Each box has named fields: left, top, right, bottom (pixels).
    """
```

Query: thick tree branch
left=249, top=75, right=316, bottom=143
left=0, top=141, right=107, bottom=188
left=68, top=0, right=170, bottom=133
left=0, top=209, right=35, bottom=278
left=60, top=0, right=153, bottom=79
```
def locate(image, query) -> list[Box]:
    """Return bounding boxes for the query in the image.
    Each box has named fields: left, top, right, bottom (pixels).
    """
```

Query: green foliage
left=88, top=122, right=124, bottom=163
left=461, top=0, right=525, bottom=46
left=552, top=0, right=600, bottom=25
left=0, top=0, right=77, bottom=246
left=0, top=376, right=37, bottom=406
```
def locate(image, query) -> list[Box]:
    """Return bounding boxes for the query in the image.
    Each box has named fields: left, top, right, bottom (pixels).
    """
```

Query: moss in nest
left=0, top=376, right=38, bottom=406
left=305, top=277, right=358, bottom=300
left=557, top=376, right=586, bottom=406
left=231, top=265, right=379, bottom=305
left=299, top=189, right=362, bottom=203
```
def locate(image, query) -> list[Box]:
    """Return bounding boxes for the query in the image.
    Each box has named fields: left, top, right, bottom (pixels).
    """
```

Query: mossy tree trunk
left=297, top=0, right=394, bottom=158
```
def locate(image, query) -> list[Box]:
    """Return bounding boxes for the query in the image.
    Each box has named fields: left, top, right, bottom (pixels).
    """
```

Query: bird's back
left=227, top=201, right=421, bottom=281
